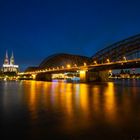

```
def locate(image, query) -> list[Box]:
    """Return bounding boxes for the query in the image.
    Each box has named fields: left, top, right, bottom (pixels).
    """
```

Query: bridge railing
left=18, top=57, right=140, bottom=76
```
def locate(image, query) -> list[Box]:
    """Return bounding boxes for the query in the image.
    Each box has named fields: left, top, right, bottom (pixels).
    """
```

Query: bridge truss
left=92, top=34, right=140, bottom=63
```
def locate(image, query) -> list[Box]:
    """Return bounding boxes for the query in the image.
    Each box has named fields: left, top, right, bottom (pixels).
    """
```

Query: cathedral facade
left=2, top=51, right=19, bottom=73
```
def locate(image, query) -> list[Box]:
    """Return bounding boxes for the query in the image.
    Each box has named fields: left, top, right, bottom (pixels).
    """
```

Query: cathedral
left=2, top=51, right=19, bottom=73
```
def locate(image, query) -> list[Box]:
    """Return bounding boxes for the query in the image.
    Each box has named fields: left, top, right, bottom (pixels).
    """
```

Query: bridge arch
left=92, top=34, right=140, bottom=63
left=39, top=53, right=92, bottom=69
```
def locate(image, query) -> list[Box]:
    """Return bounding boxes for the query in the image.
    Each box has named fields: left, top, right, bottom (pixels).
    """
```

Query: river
left=0, top=80, right=140, bottom=139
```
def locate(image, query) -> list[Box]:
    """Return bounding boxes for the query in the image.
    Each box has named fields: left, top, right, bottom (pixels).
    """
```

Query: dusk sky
left=0, top=0, right=140, bottom=71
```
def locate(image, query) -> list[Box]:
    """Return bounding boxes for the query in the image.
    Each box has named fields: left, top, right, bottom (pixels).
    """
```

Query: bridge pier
left=32, top=74, right=37, bottom=80
left=98, top=70, right=110, bottom=81
left=28, top=70, right=110, bottom=82
left=80, top=70, right=109, bottom=82
left=79, top=70, right=88, bottom=82
left=36, top=73, right=52, bottom=81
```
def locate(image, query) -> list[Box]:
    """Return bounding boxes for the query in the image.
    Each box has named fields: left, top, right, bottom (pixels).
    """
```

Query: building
left=2, top=51, right=19, bottom=73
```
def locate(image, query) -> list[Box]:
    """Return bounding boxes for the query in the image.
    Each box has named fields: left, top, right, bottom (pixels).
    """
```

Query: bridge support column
left=32, top=74, right=37, bottom=80
left=98, top=70, right=110, bottom=82
left=36, top=73, right=52, bottom=81
left=79, top=70, right=88, bottom=82
left=80, top=70, right=110, bottom=82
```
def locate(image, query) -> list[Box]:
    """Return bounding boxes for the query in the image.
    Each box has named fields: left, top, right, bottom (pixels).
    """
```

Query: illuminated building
left=2, top=51, right=19, bottom=73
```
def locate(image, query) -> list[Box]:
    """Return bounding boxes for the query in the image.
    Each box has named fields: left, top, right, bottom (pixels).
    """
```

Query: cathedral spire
left=3, top=50, right=19, bottom=73
left=4, top=50, right=9, bottom=64
left=10, top=51, right=14, bottom=65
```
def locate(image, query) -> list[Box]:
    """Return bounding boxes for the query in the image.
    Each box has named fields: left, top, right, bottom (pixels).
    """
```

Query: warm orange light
left=74, top=64, right=77, bottom=67
left=32, top=74, right=36, bottom=80
left=67, top=64, right=71, bottom=68
left=107, top=58, right=110, bottom=63
left=80, top=70, right=86, bottom=74
left=123, top=56, right=127, bottom=61
left=84, top=62, right=87, bottom=66
left=104, top=82, right=117, bottom=122
left=94, top=60, right=97, bottom=64
left=79, top=84, right=90, bottom=118
left=80, top=70, right=86, bottom=82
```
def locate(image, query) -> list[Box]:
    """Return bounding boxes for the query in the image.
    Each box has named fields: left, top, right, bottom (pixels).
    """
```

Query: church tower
left=4, top=51, right=9, bottom=65
left=2, top=51, right=19, bottom=73
left=10, top=52, right=14, bottom=65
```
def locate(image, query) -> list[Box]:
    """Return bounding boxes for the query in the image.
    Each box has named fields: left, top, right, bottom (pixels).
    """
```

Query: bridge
left=19, top=34, right=140, bottom=82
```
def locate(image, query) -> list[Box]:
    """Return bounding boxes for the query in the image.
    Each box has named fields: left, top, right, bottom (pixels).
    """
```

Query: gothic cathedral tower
left=4, top=51, right=9, bottom=65
left=2, top=51, right=19, bottom=73
left=10, top=52, right=14, bottom=65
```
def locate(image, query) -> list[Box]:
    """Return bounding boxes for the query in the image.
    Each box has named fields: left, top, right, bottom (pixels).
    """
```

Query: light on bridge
left=32, top=74, right=36, bottom=80
left=84, top=62, right=87, bottom=66
left=74, top=64, right=77, bottom=67
left=123, top=56, right=127, bottom=61
left=93, top=61, right=97, bottom=64
left=106, top=59, right=110, bottom=63
left=67, top=64, right=71, bottom=68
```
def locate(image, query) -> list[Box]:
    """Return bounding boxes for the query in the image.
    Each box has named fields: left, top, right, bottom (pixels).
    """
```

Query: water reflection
left=104, top=82, right=117, bottom=123
left=0, top=80, right=140, bottom=139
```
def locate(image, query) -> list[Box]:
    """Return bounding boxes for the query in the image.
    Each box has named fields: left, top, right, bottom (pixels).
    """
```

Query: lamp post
left=106, top=58, right=110, bottom=63
left=84, top=62, right=87, bottom=66
left=67, top=64, right=71, bottom=68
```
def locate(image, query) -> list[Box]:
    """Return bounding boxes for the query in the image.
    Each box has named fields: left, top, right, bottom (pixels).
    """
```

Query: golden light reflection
left=64, top=84, right=73, bottom=116
left=28, top=81, right=47, bottom=118
left=60, top=83, right=92, bottom=131
left=104, top=82, right=117, bottom=123
left=28, top=81, right=55, bottom=120
left=29, top=81, right=37, bottom=112
left=79, top=84, right=89, bottom=116
left=9, top=80, right=139, bottom=134
left=50, top=81, right=60, bottom=107
left=41, top=82, right=52, bottom=108
left=92, top=86, right=100, bottom=112
left=79, top=70, right=86, bottom=82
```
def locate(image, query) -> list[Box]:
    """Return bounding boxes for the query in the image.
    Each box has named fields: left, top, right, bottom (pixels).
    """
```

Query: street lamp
left=123, top=56, right=127, bottom=61
left=67, top=64, right=71, bottom=68
left=93, top=61, right=97, bottom=64
left=84, top=62, right=87, bottom=66
left=74, top=64, right=77, bottom=67
left=106, top=58, right=110, bottom=63
left=62, top=66, right=64, bottom=69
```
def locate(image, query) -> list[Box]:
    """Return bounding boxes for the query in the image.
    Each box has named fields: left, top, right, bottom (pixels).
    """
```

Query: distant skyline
left=0, top=0, right=140, bottom=71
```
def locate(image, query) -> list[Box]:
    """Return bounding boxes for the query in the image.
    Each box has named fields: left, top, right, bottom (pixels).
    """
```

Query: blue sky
left=0, top=0, right=140, bottom=71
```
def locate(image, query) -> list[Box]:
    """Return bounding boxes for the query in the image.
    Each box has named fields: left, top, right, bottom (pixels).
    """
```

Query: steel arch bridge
left=92, top=34, right=140, bottom=63
left=39, top=53, right=92, bottom=68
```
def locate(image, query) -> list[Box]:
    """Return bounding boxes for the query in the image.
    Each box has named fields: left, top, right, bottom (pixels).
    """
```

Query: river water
left=0, top=80, right=140, bottom=139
